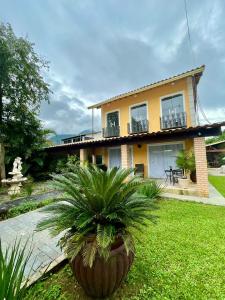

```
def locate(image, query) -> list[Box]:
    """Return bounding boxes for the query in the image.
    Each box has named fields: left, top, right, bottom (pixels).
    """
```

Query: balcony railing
left=103, top=126, right=120, bottom=138
left=160, top=112, right=187, bottom=130
left=128, top=119, right=149, bottom=134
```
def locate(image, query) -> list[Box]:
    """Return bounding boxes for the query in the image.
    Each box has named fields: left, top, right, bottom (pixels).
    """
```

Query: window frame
left=160, top=91, right=186, bottom=118
left=105, top=109, right=120, bottom=128
left=129, top=101, right=149, bottom=129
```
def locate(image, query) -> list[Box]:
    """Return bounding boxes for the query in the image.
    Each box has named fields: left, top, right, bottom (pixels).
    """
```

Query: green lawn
left=25, top=200, right=225, bottom=300
left=209, top=175, right=225, bottom=197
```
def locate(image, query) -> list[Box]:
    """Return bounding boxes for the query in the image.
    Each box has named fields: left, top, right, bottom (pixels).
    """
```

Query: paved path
left=162, top=183, right=225, bottom=206
left=0, top=208, right=64, bottom=281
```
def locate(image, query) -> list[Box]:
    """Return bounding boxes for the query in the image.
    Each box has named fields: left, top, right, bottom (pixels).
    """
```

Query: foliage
left=4, top=113, right=54, bottom=176
left=24, top=176, right=34, bottom=197
left=37, top=166, right=157, bottom=267
left=0, top=22, right=51, bottom=179
left=55, top=155, right=79, bottom=174
left=2, top=198, right=55, bottom=220
left=209, top=175, right=225, bottom=197
left=0, top=239, right=32, bottom=300
left=206, top=130, right=225, bottom=145
left=139, top=180, right=163, bottom=199
left=26, top=200, right=225, bottom=299
left=176, top=150, right=195, bottom=177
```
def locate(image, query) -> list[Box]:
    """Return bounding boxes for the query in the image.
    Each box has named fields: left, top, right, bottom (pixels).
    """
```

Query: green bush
left=0, top=239, right=32, bottom=300
left=24, top=177, right=34, bottom=197
left=139, top=180, right=163, bottom=199
left=176, top=150, right=195, bottom=177
left=6, top=198, right=54, bottom=219
left=55, top=155, right=79, bottom=174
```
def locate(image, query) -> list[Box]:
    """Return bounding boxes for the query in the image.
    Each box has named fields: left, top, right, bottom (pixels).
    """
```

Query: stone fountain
left=1, top=157, right=27, bottom=195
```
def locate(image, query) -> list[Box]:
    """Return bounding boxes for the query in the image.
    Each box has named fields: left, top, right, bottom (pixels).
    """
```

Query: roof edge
left=88, top=65, right=205, bottom=109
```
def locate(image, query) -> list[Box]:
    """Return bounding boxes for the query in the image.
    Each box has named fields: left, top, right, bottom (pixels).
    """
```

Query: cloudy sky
left=1, top=0, right=225, bottom=134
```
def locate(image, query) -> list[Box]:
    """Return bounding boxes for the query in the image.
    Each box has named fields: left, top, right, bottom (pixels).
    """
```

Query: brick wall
left=194, top=137, right=209, bottom=197
left=121, top=144, right=129, bottom=169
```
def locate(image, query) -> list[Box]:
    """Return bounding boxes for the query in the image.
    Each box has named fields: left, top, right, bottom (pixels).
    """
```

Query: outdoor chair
left=172, top=169, right=183, bottom=185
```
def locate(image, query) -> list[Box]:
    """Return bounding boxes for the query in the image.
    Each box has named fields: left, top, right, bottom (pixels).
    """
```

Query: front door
left=108, top=147, right=121, bottom=169
left=149, top=143, right=183, bottom=178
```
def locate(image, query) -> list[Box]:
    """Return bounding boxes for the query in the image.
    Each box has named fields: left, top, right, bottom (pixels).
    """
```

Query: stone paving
left=0, top=208, right=64, bottom=279
left=162, top=183, right=225, bottom=206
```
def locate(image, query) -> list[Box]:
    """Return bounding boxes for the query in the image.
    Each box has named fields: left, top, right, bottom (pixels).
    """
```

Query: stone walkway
left=0, top=208, right=64, bottom=283
left=162, top=183, right=225, bottom=206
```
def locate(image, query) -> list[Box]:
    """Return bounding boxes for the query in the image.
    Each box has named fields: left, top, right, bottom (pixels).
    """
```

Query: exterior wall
left=98, top=138, right=194, bottom=178
left=133, top=144, right=148, bottom=177
left=101, top=77, right=194, bottom=136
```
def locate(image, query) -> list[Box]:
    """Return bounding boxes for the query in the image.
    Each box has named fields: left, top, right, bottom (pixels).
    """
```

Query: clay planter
left=178, top=177, right=189, bottom=189
left=70, top=240, right=134, bottom=298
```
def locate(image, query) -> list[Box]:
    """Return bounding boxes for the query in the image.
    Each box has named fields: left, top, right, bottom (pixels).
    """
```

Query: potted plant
left=37, top=165, right=157, bottom=298
left=176, top=150, right=195, bottom=188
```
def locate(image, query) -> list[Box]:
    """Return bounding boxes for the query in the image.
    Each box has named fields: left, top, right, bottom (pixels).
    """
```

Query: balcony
left=160, top=112, right=187, bottom=130
left=128, top=119, right=149, bottom=134
left=103, top=126, right=120, bottom=138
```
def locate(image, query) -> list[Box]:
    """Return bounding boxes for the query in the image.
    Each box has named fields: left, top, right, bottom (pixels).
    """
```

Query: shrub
left=36, top=165, right=158, bottom=268
left=176, top=150, right=195, bottom=177
left=0, top=239, right=32, bottom=300
left=139, top=180, right=163, bottom=199
left=24, top=177, right=34, bottom=197
left=6, top=199, right=54, bottom=219
left=55, top=155, right=79, bottom=174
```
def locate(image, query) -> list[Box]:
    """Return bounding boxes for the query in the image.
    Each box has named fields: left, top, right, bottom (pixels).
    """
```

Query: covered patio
left=46, top=122, right=225, bottom=198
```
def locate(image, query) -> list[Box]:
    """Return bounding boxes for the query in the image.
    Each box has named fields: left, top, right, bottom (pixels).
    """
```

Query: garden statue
left=1, top=157, right=27, bottom=195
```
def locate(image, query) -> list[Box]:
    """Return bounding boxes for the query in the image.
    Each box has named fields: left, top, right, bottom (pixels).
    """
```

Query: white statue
left=1, top=157, right=27, bottom=195
left=12, top=157, right=23, bottom=174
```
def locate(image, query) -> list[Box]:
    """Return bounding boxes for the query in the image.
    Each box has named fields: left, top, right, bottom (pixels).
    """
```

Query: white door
left=149, top=143, right=183, bottom=178
left=108, top=147, right=121, bottom=169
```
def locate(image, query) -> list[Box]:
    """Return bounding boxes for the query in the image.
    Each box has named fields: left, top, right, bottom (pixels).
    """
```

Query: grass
left=0, top=198, right=55, bottom=220
left=25, top=200, right=225, bottom=300
left=209, top=175, right=225, bottom=197
left=0, top=180, right=53, bottom=204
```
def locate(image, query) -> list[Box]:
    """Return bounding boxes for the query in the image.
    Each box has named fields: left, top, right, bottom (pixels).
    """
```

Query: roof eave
left=88, top=65, right=205, bottom=110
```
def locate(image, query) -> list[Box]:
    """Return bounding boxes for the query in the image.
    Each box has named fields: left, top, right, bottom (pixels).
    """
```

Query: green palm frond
left=36, top=165, right=160, bottom=267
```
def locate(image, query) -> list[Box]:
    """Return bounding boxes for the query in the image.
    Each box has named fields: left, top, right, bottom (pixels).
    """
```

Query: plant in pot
left=36, top=165, right=157, bottom=298
left=176, top=150, right=195, bottom=188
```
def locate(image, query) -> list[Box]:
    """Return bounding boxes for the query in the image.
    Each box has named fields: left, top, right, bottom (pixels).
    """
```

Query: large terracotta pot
left=70, top=240, right=134, bottom=298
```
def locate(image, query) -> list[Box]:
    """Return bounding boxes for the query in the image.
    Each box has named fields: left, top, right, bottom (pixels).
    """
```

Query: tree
left=0, top=23, right=50, bottom=180
left=4, top=108, right=53, bottom=175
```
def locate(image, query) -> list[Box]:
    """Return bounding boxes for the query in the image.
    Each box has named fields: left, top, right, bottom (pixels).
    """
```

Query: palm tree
left=36, top=165, right=158, bottom=267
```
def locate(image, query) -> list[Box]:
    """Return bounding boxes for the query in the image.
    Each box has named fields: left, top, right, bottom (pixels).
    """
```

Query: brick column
left=80, top=148, right=88, bottom=165
left=194, top=137, right=209, bottom=197
left=121, top=144, right=129, bottom=169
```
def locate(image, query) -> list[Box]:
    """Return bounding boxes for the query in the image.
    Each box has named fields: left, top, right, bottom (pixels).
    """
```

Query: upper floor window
left=107, top=111, right=119, bottom=128
left=103, top=111, right=120, bottom=138
left=129, top=103, right=148, bottom=134
left=161, top=94, right=186, bottom=129
left=161, top=94, right=184, bottom=116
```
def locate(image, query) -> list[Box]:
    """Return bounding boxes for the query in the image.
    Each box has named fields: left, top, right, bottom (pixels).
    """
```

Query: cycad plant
left=0, top=239, right=32, bottom=300
left=37, top=165, right=157, bottom=267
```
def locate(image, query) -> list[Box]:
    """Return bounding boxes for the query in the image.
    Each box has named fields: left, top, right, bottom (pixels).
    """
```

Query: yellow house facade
left=47, top=66, right=225, bottom=198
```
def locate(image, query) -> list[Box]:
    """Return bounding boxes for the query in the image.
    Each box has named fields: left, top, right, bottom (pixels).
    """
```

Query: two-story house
left=47, top=66, right=224, bottom=198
